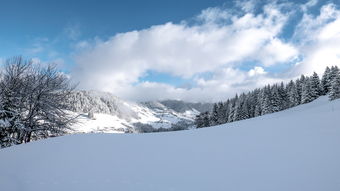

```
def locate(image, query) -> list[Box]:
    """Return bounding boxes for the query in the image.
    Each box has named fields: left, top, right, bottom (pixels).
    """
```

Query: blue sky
left=0, top=0, right=229, bottom=62
left=1, top=0, right=340, bottom=102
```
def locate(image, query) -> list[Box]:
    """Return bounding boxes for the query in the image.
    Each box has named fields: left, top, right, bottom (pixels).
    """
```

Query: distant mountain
left=65, top=91, right=207, bottom=133
left=159, top=100, right=213, bottom=113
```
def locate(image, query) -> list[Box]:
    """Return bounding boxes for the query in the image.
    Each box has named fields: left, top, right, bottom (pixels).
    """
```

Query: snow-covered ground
left=69, top=106, right=197, bottom=133
left=70, top=113, right=132, bottom=133
left=1, top=96, right=340, bottom=191
left=66, top=91, right=201, bottom=133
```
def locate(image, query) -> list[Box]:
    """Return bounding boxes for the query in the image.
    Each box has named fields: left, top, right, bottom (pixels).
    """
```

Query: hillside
left=66, top=91, right=209, bottom=133
left=0, top=96, right=340, bottom=191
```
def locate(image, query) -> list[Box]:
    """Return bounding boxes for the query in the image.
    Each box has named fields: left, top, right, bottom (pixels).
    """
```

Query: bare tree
left=0, top=57, right=76, bottom=147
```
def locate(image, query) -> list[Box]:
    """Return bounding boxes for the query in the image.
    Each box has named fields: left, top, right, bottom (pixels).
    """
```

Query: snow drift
left=0, top=96, right=340, bottom=191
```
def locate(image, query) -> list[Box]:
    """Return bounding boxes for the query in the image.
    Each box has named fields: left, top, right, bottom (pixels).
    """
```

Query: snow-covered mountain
left=1, top=96, right=339, bottom=191
left=150, top=100, right=213, bottom=113
left=65, top=91, right=211, bottom=133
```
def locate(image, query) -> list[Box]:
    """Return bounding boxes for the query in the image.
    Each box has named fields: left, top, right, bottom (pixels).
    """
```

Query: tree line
left=196, top=66, right=340, bottom=128
left=0, top=57, right=75, bottom=148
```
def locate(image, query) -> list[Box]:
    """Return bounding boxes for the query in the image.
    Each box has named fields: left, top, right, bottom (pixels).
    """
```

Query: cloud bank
left=72, top=0, right=340, bottom=102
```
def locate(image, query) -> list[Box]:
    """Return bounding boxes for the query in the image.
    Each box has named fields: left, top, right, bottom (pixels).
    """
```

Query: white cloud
left=69, top=1, right=340, bottom=102
left=72, top=2, right=297, bottom=101
left=292, top=3, right=340, bottom=76
left=115, top=66, right=285, bottom=102
left=197, top=7, right=230, bottom=23
left=257, top=38, right=298, bottom=66
left=248, top=66, right=266, bottom=77
left=235, top=0, right=257, bottom=13
left=301, top=0, right=318, bottom=12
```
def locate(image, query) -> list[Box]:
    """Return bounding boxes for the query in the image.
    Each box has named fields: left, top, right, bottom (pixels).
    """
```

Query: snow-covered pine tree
left=240, top=96, right=250, bottom=120
left=194, top=65, right=338, bottom=128
left=310, top=72, right=321, bottom=99
left=301, top=77, right=313, bottom=104
left=287, top=80, right=299, bottom=107
left=254, top=89, right=263, bottom=117
left=195, top=113, right=204, bottom=128
left=271, top=85, right=282, bottom=112
left=330, top=66, right=340, bottom=82
left=295, top=78, right=302, bottom=104
left=210, top=103, right=219, bottom=126
left=202, top=112, right=211, bottom=127
left=247, top=89, right=259, bottom=118
left=223, top=100, right=230, bottom=123
left=233, top=94, right=249, bottom=121
left=254, top=105, right=261, bottom=117
left=217, top=102, right=227, bottom=125
left=329, top=72, right=340, bottom=101
left=233, top=98, right=241, bottom=122
left=278, top=82, right=289, bottom=110
left=227, top=95, right=238, bottom=122
left=321, top=66, right=331, bottom=95
left=298, top=75, right=308, bottom=103
left=261, top=86, right=272, bottom=115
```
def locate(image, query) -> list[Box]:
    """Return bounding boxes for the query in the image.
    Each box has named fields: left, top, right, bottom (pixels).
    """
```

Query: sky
left=1, top=0, right=340, bottom=102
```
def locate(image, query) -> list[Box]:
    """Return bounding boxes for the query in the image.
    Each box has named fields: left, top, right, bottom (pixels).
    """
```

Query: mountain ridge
left=65, top=90, right=213, bottom=133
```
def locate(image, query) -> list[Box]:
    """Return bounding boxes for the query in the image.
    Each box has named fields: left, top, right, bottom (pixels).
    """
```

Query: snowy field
left=0, top=96, right=340, bottom=191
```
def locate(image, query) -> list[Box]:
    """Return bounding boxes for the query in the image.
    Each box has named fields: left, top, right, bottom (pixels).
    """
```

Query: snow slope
left=1, top=96, right=340, bottom=191
left=66, top=91, right=201, bottom=133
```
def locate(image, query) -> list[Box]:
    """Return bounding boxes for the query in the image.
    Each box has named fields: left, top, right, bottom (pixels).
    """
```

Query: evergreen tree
left=295, top=78, right=303, bottom=104
left=254, top=90, right=262, bottom=117
left=278, top=82, right=289, bottom=110
left=233, top=94, right=249, bottom=121
left=301, top=77, right=313, bottom=104
left=217, top=102, right=227, bottom=124
left=261, top=86, right=272, bottom=115
left=329, top=73, right=340, bottom=101
left=288, top=81, right=299, bottom=107
left=271, top=85, right=282, bottom=112
left=202, top=112, right=211, bottom=127
left=247, top=90, right=259, bottom=118
left=210, top=103, right=219, bottom=126
left=240, top=97, right=250, bottom=120
left=194, top=65, right=338, bottom=128
left=195, top=113, right=204, bottom=128
left=321, top=66, right=331, bottom=95
left=310, top=72, right=321, bottom=99
left=233, top=99, right=241, bottom=122
left=227, top=95, right=238, bottom=122
left=330, top=66, right=340, bottom=82
left=254, top=105, right=261, bottom=117
left=224, top=100, right=230, bottom=123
